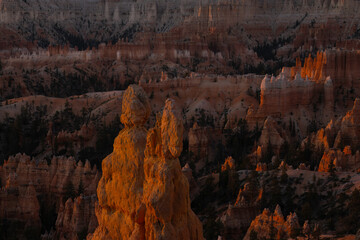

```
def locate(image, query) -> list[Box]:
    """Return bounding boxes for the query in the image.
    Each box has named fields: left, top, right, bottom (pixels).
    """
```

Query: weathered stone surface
left=182, top=163, right=199, bottom=200
left=307, top=99, right=360, bottom=172
left=91, top=85, right=150, bottom=240
left=143, top=98, right=203, bottom=240
left=258, top=116, right=285, bottom=155
left=243, top=205, right=300, bottom=240
left=221, top=156, right=235, bottom=172
left=0, top=153, right=99, bottom=240
left=221, top=181, right=262, bottom=239
left=91, top=86, right=203, bottom=240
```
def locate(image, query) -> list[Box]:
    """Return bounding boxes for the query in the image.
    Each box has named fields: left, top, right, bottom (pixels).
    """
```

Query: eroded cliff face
left=90, top=85, right=203, bottom=240
left=302, top=98, right=360, bottom=172
left=243, top=205, right=300, bottom=240
left=0, top=175, right=41, bottom=239
left=221, top=181, right=262, bottom=239
left=43, top=195, right=98, bottom=240
left=0, top=153, right=100, bottom=239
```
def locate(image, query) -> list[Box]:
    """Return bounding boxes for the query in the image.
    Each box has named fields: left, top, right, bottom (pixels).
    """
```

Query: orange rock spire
left=90, top=85, right=203, bottom=240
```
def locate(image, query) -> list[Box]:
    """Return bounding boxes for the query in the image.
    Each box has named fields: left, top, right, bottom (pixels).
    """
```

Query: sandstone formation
left=91, top=85, right=150, bottom=240
left=221, top=182, right=262, bottom=239
left=0, top=153, right=100, bottom=239
left=188, top=122, right=223, bottom=171
left=221, top=156, right=235, bottom=172
left=43, top=195, right=98, bottom=240
left=258, top=117, right=285, bottom=155
left=302, top=98, right=360, bottom=172
left=243, top=205, right=300, bottom=240
left=49, top=123, right=97, bottom=155
left=0, top=178, right=41, bottom=239
left=318, top=147, right=360, bottom=172
left=91, top=85, right=203, bottom=240
left=2, top=1, right=360, bottom=239
left=143, top=98, right=203, bottom=240
left=182, top=163, right=199, bottom=200
left=0, top=153, right=99, bottom=202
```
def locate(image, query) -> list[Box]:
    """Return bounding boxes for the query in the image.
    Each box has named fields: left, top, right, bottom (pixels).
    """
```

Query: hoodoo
left=90, top=85, right=203, bottom=240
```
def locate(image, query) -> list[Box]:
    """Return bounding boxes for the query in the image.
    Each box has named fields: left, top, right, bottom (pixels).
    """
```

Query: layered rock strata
left=0, top=153, right=100, bottom=239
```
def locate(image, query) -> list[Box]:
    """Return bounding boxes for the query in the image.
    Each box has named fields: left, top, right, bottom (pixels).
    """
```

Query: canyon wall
left=0, top=153, right=100, bottom=239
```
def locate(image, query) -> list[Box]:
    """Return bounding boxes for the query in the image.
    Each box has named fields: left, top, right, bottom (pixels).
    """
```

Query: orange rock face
left=305, top=98, right=360, bottom=172
left=91, top=85, right=150, bottom=240
left=221, top=156, right=236, bottom=172
left=90, top=85, right=203, bottom=240
left=318, top=147, right=360, bottom=172
left=256, top=163, right=268, bottom=172
left=143, top=99, right=203, bottom=240
left=243, top=205, right=300, bottom=240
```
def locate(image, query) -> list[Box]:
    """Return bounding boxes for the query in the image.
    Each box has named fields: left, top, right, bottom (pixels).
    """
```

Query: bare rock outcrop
left=0, top=153, right=100, bottom=239
left=308, top=99, right=360, bottom=172
left=221, top=156, right=236, bottom=172
left=188, top=122, right=221, bottom=171
left=90, top=85, right=203, bottom=240
left=182, top=163, right=199, bottom=200
left=51, top=195, right=98, bottom=240
left=318, top=146, right=360, bottom=172
left=91, top=85, right=150, bottom=240
left=243, top=205, right=300, bottom=240
left=0, top=179, right=41, bottom=239
left=143, top=98, right=203, bottom=240
left=221, top=181, right=262, bottom=239
left=258, top=116, right=285, bottom=155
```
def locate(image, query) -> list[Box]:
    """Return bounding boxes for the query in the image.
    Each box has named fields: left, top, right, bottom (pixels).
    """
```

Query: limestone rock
left=182, top=163, right=199, bottom=200
left=0, top=153, right=100, bottom=239
left=221, top=156, right=235, bottom=172
left=0, top=177, right=41, bottom=239
left=91, top=85, right=150, bottom=240
left=91, top=86, right=203, bottom=240
left=318, top=146, right=360, bottom=172
left=313, top=99, right=360, bottom=172
left=243, top=205, right=300, bottom=240
left=143, top=98, right=203, bottom=240
left=53, top=195, right=98, bottom=240
left=188, top=122, right=221, bottom=171
left=258, top=116, right=284, bottom=155
left=221, top=181, right=262, bottom=239
left=298, top=163, right=310, bottom=170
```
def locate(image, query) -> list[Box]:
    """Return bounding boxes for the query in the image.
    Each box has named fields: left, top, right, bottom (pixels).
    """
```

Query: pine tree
left=64, top=179, right=76, bottom=202
left=78, top=178, right=84, bottom=195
